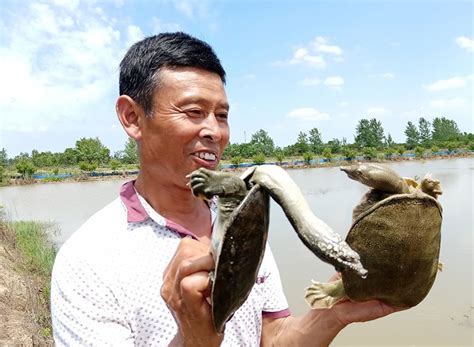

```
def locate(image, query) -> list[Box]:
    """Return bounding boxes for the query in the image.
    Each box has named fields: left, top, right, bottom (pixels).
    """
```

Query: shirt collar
left=119, top=180, right=217, bottom=237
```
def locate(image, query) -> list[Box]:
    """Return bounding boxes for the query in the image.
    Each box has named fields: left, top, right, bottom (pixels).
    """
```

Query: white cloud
left=298, top=77, right=321, bottom=86
left=455, top=36, right=474, bottom=52
left=242, top=74, right=256, bottom=80
left=289, top=48, right=326, bottom=68
left=151, top=17, right=182, bottom=33
left=424, top=76, right=468, bottom=91
left=323, top=76, right=344, bottom=89
left=0, top=1, right=130, bottom=134
left=340, top=101, right=349, bottom=107
left=366, top=107, right=389, bottom=116
left=430, top=97, right=466, bottom=109
left=311, top=36, right=343, bottom=55
left=369, top=72, right=395, bottom=79
left=171, top=0, right=209, bottom=18
left=126, top=25, right=144, bottom=48
left=286, top=108, right=330, bottom=122
left=273, top=36, right=343, bottom=69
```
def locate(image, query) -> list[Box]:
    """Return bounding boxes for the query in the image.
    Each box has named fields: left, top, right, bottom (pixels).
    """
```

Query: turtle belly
left=342, top=196, right=442, bottom=307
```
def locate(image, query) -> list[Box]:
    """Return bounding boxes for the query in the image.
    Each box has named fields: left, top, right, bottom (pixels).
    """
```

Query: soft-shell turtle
left=305, top=163, right=443, bottom=309
left=190, top=165, right=367, bottom=333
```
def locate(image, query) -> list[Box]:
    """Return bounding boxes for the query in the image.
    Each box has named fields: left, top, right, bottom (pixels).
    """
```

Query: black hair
left=119, top=32, right=226, bottom=117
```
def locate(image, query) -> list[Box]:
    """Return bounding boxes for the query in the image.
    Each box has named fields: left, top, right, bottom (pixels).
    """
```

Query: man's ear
left=116, top=95, right=144, bottom=140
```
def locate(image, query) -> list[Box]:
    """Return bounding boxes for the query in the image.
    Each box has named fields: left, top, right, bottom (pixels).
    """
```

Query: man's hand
left=161, top=237, right=223, bottom=347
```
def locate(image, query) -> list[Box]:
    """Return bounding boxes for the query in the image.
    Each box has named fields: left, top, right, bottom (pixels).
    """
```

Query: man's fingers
left=180, top=270, right=212, bottom=303
left=174, top=254, right=214, bottom=296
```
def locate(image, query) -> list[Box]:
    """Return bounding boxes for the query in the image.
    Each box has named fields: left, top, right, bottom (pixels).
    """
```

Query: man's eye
left=187, top=110, right=203, bottom=117
left=217, top=113, right=228, bottom=121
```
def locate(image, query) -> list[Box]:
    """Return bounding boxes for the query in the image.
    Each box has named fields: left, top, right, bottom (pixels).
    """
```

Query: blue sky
left=1, top=0, right=472, bottom=157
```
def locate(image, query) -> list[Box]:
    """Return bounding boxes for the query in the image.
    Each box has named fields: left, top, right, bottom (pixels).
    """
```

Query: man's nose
left=200, top=114, right=223, bottom=142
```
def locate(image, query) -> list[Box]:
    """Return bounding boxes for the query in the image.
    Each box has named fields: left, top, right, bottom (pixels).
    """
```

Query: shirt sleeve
left=259, top=244, right=291, bottom=318
left=51, top=245, right=134, bottom=346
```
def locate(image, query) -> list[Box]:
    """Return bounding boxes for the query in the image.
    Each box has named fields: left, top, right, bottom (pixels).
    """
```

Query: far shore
left=3, top=152, right=473, bottom=187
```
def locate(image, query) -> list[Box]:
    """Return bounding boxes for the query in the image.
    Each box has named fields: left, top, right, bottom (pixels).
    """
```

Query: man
left=51, top=32, right=399, bottom=346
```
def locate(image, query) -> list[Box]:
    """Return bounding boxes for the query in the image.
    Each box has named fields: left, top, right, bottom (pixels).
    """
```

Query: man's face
left=139, top=67, right=230, bottom=189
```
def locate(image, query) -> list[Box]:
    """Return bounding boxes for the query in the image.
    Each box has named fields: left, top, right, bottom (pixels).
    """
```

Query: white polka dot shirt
left=51, top=181, right=290, bottom=346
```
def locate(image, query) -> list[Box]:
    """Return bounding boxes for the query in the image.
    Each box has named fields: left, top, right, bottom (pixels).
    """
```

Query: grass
left=0, top=212, right=57, bottom=341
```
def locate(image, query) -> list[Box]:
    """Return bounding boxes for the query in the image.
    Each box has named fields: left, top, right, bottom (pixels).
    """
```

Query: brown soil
left=0, top=235, right=53, bottom=345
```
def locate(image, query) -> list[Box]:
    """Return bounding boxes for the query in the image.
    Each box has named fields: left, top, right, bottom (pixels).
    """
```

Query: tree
left=75, top=137, right=110, bottom=165
left=354, top=118, right=385, bottom=149
left=384, top=133, right=395, bottom=148
left=418, top=117, right=432, bottom=148
left=250, top=129, right=274, bottom=156
left=123, top=138, right=139, bottom=164
left=308, top=128, right=323, bottom=154
left=404, top=121, right=419, bottom=149
left=294, top=131, right=309, bottom=154
left=61, top=148, right=78, bottom=166
left=16, top=159, right=36, bottom=179
left=326, top=138, right=341, bottom=154
left=432, top=117, right=460, bottom=143
left=0, top=148, right=8, bottom=167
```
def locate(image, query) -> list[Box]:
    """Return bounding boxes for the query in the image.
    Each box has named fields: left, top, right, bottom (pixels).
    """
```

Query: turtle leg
left=437, top=261, right=444, bottom=272
left=189, top=168, right=248, bottom=200
left=305, top=279, right=347, bottom=309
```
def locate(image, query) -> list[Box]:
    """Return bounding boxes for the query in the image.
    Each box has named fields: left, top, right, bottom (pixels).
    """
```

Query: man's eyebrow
left=179, top=96, right=229, bottom=110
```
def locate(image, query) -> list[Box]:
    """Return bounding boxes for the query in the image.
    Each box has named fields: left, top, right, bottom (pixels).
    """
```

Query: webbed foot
left=305, top=279, right=347, bottom=309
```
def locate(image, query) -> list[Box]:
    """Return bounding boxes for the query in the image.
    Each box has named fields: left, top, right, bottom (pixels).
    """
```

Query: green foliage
left=384, top=147, right=396, bottom=159
left=363, top=147, right=378, bottom=160
left=308, top=128, right=323, bottom=154
left=354, top=118, right=385, bottom=148
left=123, top=138, right=138, bottom=164
left=384, top=133, right=395, bottom=148
left=16, top=159, right=37, bottom=178
left=79, top=161, right=97, bottom=172
left=322, top=147, right=333, bottom=161
left=431, top=145, right=440, bottom=153
left=294, top=132, right=309, bottom=155
left=250, top=129, right=274, bottom=156
left=326, top=139, right=341, bottom=154
left=0, top=166, right=5, bottom=183
left=432, top=117, right=460, bottom=143
left=230, top=156, right=243, bottom=167
left=75, top=137, right=110, bottom=165
left=31, top=150, right=60, bottom=168
left=0, top=148, right=8, bottom=167
left=274, top=148, right=285, bottom=164
left=418, top=117, right=432, bottom=147
left=396, top=145, right=406, bottom=156
left=469, top=142, right=474, bottom=151
left=252, top=153, right=266, bottom=165
left=61, top=148, right=78, bottom=166
left=52, top=167, right=59, bottom=175
left=404, top=121, right=419, bottom=149
left=303, top=151, right=313, bottom=164
left=446, top=142, right=457, bottom=152
left=341, top=146, right=357, bottom=161
left=110, top=159, right=121, bottom=171
left=415, top=146, right=425, bottom=157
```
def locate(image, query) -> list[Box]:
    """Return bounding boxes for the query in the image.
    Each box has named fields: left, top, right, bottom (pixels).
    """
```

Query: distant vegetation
left=0, top=116, right=472, bottom=185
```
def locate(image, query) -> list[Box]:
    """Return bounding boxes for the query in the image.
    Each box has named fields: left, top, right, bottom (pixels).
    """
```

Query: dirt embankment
left=0, top=228, right=53, bottom=345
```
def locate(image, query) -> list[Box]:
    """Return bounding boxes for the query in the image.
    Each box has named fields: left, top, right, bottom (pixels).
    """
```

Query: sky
left=0, top=0, right=473, bottom=157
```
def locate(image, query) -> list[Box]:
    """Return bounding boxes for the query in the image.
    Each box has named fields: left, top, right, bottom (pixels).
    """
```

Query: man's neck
left=134, top=174, right=212, bottom=243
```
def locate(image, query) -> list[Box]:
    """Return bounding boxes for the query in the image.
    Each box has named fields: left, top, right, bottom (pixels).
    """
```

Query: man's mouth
left=193, top=151, right=217, bottom=162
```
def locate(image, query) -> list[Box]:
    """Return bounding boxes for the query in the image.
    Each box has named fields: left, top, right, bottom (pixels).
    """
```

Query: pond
left=0, top=157, right=472, bottom=345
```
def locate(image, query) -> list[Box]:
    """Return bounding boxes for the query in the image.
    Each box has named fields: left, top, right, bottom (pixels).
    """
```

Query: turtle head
left=420, top=173, right=442, bottom=199
left=340, top=164, right=372, bottom=186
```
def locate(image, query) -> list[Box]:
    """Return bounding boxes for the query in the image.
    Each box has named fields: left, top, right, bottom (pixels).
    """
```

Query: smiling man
left=51, top=32, right=398, bottom=346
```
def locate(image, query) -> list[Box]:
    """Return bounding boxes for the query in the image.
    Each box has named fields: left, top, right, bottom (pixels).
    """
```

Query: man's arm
left=261, top=290, right=401, bottom=346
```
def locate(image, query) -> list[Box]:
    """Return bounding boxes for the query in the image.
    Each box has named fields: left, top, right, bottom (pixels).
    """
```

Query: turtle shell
left=211, top=183, right=270, bottom=333
left=341, top=191, right=442, bottom=307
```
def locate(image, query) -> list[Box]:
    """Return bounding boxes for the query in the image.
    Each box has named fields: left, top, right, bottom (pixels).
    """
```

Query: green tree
left=252, top=153, right=266, bottom=165
left=341, top=146, right=357, bottom=161
left=354, top=118, right=385, bottom=148
left=384, top=133, right=395, bottom=148
left=0, top=148, right=8, bottom=167
left=418, top=117, right=432, bottom=148
left=110, top=159, right=121, bottom=171
left=326, top=138, right=341, bottom=154
left=274, top=149, right=285, bottom=164
left=123, top=137, right=139, bottom=164
left=308, top=128, right=323, bottom=154
left=61, top=148, right=78, bottom=166
left=16, top=159, right=37, bottom=179
left=294, top=131, right=309, bottom=154
left=250, top=129, right=274, bottom=156
left=322, top=148, right=333, bottom=161
left=75, top=137, right=110, bottom=165
left=230, top=156, right=243, bottom=167
left=303, top=152, right=313, bottom=164
left=432, top=117, right=460, bottom=143
left=363, top=147, right=378, bottom=160
left=404, top=121, right=419, bottom=149
left=415, top=146, right=425, bottom=158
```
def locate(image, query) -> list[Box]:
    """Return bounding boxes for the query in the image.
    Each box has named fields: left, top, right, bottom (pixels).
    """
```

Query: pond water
left=0, top=158, right=472, bottom=346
